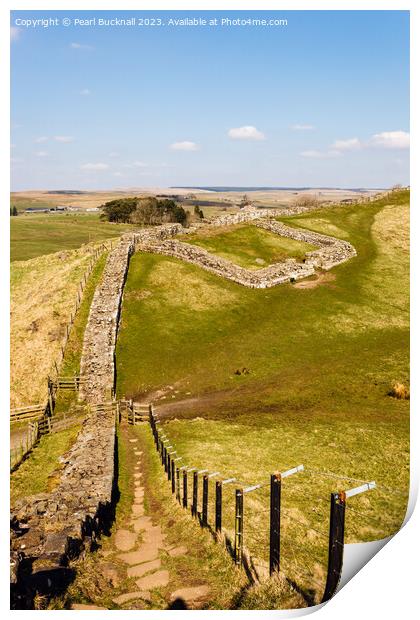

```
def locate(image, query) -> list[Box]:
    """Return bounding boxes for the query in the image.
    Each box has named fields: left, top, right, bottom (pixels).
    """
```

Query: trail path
left=72, top=426, right=211, bottom=610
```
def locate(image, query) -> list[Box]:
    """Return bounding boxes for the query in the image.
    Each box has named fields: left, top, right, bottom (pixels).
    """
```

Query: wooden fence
left=10, top=404, right=46, bottom=424
left=147, top=407, right=378, bottom=602
left=10, top=409, right=82, bottom=472
left=48, top=240, right=115, bottom=382
left=118, top=399, right=150, bottom=425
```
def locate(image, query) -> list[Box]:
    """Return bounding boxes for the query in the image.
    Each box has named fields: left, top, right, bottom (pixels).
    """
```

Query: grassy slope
left=10, top=424, right=81, bottom=503
left=54, top=253, right=108, bottom=415
left=180, top=224, right=317, bottom=269
left=116, top=191, right=409, bottom=600
left=10, top=246, right=99, bottom=408
left=56, top=424, right=303, bottom=610
left=10, top=213, right=134, bottom=262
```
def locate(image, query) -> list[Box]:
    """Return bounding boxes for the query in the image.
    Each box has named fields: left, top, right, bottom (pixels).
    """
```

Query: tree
left=292, top=194, right=320, bottom=208
left=10, top=206, right=18, bottom=216
left=239, top=194, right=251, bottom=209
left=100, top=197, right=138, bottom=223
left=194, top=205, right=204, bottom=219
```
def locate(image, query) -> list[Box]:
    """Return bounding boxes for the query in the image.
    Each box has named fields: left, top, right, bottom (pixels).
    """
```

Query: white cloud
left=54, top=136, right=74, bottom=143
left=300, top=149, right=341, bottom=159
left=331, top=137, right=362, bottom=151
left=170, top=141, right=199, bottom=151
left=123, top=160, right=148, bottom=168
left=35, top=136, right=49, bottom=143
left=10, top=27, right=20, bottom=41
left=35, top=151, right=48, bottom=157
left=369, top=130, right=410, bottom=149
left=80, top=88, right=91, bottom=96
left=80, top=162, right=110, bottom=170
left=290, top=124, right=315, bottom=131
left=228, top=125, right=265, bottom=140
left=108, top=152, right=119, bottom=158
left=70, top=42, right=94, bottom=50
left=11, top=157, right=24, bottom=164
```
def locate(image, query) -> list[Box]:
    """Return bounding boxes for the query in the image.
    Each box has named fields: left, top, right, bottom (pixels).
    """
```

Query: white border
left=1, top=2, right=417, bottom=619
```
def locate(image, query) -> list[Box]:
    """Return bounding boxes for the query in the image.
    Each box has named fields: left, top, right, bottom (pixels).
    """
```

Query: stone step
left=71, top=603, right=107, bottom=610
left=169, top=585, right=210, bottom=607
left=118, top=543, right=159, bottom=565
left=167, top=546, right=187, bottom=558
left=135, top=570, right=170, bottom=590
left=114, top=529, right=137, bottom=552
left=113, top=591, right=151, bottom=605
left=127, top=558, right=161, bottom=578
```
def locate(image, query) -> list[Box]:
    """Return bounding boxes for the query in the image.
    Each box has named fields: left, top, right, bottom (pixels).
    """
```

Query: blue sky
left=11, top=10, right=409, bottom=190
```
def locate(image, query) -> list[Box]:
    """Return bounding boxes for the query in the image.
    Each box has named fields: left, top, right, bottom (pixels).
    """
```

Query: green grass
left=54, top=253, right=108, bottom=415
left=10, top=424, right=81, bottom=503
left=54, top=423, right=304, bottom=610
left=116, top=190, right=409, bottom=601
left=181, top=224, right=317, bottom=269
left=10, top=213, right=134, bottom=262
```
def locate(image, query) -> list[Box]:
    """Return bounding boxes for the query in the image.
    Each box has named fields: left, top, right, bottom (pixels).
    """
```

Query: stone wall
left=11, top=234, right=134, bottom=607
left=254, top=219, right=357, bottom=270
left=134, top=219, right=356, bottom=289
left=79, top=235, right=134, bottom=403
left=138, top=237, right=315, bottom=288
left=11, top=403, right=117, bottom=608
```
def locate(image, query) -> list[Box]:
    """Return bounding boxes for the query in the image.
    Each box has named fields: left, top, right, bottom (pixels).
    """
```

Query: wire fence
left=144, top=404, right=408, bottom=603
left=10, top=242, right=114, bottom=471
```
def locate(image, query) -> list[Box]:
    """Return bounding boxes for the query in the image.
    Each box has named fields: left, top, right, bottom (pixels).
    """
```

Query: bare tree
left=292, top=194, right=320, bottom=208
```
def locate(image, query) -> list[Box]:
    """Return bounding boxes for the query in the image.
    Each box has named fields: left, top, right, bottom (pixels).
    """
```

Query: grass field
left=10, top=423, right=81, bottom=504
left=10, top=244, right=106, bottom=408
left=180, top=225, right=318, bottom=269
left=10, top=213, right=134, bottom=262
left=116, top=190, right=409, bottom=601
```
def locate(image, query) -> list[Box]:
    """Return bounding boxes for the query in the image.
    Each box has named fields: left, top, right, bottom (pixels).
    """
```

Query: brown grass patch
left=388, top=382, right=410, bottom=400
left=10, top=244, right=103, bottom=408
left=293, top=271, right=336, bottom=290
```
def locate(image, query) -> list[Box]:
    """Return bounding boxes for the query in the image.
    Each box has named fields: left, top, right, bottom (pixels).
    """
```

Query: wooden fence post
left=235, top=489, right=244, bottom=566
left=202, top=475, right=209, bottom=526
left=167, top=454, right=172, bottom=481
left=269, top=473, right=282, bottom=575
left=215, top=481, right=222, bottom=533
left=176, top=467, right=181, bottom=502
left=171, top=460, right=176, bottom=494
left=163, top=447, right=167, bottom=471
left=192, top=471, right=198, bottom=518
left=47, top=378, right=54, bottom=419
left=321, top=491, right=346, bottom=603
left=183, top=469, right=188, bottom=508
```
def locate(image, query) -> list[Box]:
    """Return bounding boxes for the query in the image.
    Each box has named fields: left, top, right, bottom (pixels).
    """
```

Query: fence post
left=192, top=471, right=198, bottom=518
left=215, top=481, right=222, bottom=533
left=171, top=460, right=176, bottom=494
left=163, top=447, right=167, bottom=471
left=235, top=489, right=244, bottom=566
left=202, top=475, right=209, bottom=526
left=47, top=377, right=54, bottom=418
left=321, top=491, right=346, bottom=603
left=176, top=467, right=181, bottom=502
left=183, top=469, right=188, bottom=508
left=167, top=454, right=172, bottom=481
left=269, top=473, right=282, bottom=575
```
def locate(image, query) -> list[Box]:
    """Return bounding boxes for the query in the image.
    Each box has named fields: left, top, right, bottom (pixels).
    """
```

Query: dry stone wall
left=137, top=237, right=315, bottom=287
left=11, top=236, right=134, bottom=607
left=79, top=235, right=134, bottom=403
left=11, top=404, right=116, bottom=608
left=134, top=217, right=357, bottom=288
